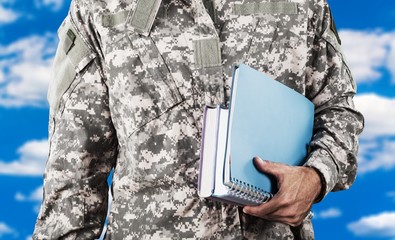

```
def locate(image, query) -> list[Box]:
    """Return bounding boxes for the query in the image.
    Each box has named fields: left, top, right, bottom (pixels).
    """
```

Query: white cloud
left=0, top=33, right=57, bottom=108
left=355, top=94, right=395, bottom=139
left=358, top=139, right=395, bottom=174
left=354, top=94, right=395, bottom=173
left=339, top=30, right=395, bottom=83
left=0, top=69, right=5, bottom=83
left=0, top=4, right=19, bottom=24
left=15, top=187, right=43, bottom=202
left=35, top=0, right=64, bottom=11
left=29, top=187, right=43, bottom=201
left=0, top=222, right=15, bottom=237
left=387, top=36, right=395, bottom=83
left=15, top=186, right=43, bottom=213
left=15, top=192, right=26, bottom=201
left=0, top=139, right=48, bottom=176
left=348, top=212, right=395, bottom=237
left=314, top=208, right=342, bottom=219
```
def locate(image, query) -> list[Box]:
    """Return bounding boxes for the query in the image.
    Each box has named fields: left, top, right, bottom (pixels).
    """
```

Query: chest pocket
left=103, top=13, right=184, bottom=136
left=233, top=1, right=308, bottom=78
left=128, top=32, right=183, bottom=131
left=47, top=15, right=95, bottom=116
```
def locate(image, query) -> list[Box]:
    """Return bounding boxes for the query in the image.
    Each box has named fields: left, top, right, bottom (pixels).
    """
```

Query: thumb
left=253, top=157, right=284, bottom=178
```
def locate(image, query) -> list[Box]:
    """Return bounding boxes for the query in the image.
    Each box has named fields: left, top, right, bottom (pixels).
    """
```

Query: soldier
left=33, top=0, right=364, bottom=239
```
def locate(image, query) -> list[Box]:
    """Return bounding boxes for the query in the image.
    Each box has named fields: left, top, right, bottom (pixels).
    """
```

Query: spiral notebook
left=198, top=64, right=314, bottom=206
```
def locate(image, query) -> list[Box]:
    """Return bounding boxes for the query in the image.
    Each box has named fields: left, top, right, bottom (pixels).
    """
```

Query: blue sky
left=0, top=0, right=394, bottom=239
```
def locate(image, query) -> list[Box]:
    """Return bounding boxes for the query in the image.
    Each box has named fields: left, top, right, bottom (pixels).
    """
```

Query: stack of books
left=198, top=64, right=314, bottom=206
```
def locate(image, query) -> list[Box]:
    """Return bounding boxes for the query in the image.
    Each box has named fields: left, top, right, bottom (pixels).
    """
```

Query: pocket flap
left=232, top=2, right=299, bottom=15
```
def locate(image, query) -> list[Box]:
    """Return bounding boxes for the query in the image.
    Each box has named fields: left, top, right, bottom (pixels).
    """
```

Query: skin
left=243, top=157, right=322, bottom=227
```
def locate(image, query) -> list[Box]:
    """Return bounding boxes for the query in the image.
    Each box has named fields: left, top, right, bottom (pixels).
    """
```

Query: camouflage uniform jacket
left=33, top=0, right=364, bottom=239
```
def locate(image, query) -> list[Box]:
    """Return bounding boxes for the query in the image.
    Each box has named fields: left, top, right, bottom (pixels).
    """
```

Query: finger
left=243, top=204, right=274, bottom=218
left=273, top=210, right=310, bottom=227
left=244, top=204, right=308, bottom=227
left=253, top=157, right=287, bottom=178
left=263, top=215, right=305, bottom=227
left=243, top=193, right=282, bottom=217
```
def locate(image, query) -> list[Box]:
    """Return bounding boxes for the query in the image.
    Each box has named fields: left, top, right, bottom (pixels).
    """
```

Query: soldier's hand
left=243, top=157, right=322, bottom=227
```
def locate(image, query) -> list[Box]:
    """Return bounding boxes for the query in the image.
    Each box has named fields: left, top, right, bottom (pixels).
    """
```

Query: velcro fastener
left=193, top=38, right=222, bottom=68
left=129, top=0, right=162, bottom=36
left=232, top=2, right=299, bottom=15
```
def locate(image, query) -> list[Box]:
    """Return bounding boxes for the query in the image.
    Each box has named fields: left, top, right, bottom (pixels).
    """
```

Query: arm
left=33, top=2, right=118, bottom=239
left=243, top=0, right=364, bottom=226
left=303, top=0, right=364, bottom=201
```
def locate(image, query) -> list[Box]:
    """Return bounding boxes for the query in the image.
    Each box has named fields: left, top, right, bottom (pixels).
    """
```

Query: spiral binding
left=225, top=179, right=272, bottom=204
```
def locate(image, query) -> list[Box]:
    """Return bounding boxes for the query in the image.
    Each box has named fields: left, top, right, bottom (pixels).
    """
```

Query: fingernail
left=243, top=207, right=249, bottom=214
left=254, top=157, right=266, bottom=163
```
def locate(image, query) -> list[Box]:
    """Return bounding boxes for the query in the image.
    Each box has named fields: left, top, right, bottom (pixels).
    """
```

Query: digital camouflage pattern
left=33, top=0, right=364, bottom=239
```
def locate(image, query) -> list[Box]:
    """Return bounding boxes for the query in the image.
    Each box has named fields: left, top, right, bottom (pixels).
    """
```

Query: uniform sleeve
left=32, top=3, right=118, bottom=239
left=304, top=1, right=364, bottom=201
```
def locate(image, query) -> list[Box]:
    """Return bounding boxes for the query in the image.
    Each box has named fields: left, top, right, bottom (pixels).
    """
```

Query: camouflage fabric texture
left=33, top=0, right=364, bottom=239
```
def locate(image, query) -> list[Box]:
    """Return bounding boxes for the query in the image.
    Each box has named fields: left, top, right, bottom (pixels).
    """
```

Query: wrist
left=305, top=167, right=323, bottom=203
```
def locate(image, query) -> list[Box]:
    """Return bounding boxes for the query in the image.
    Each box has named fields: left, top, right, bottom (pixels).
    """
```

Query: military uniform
left=33, top=0, right=364, bottom=239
